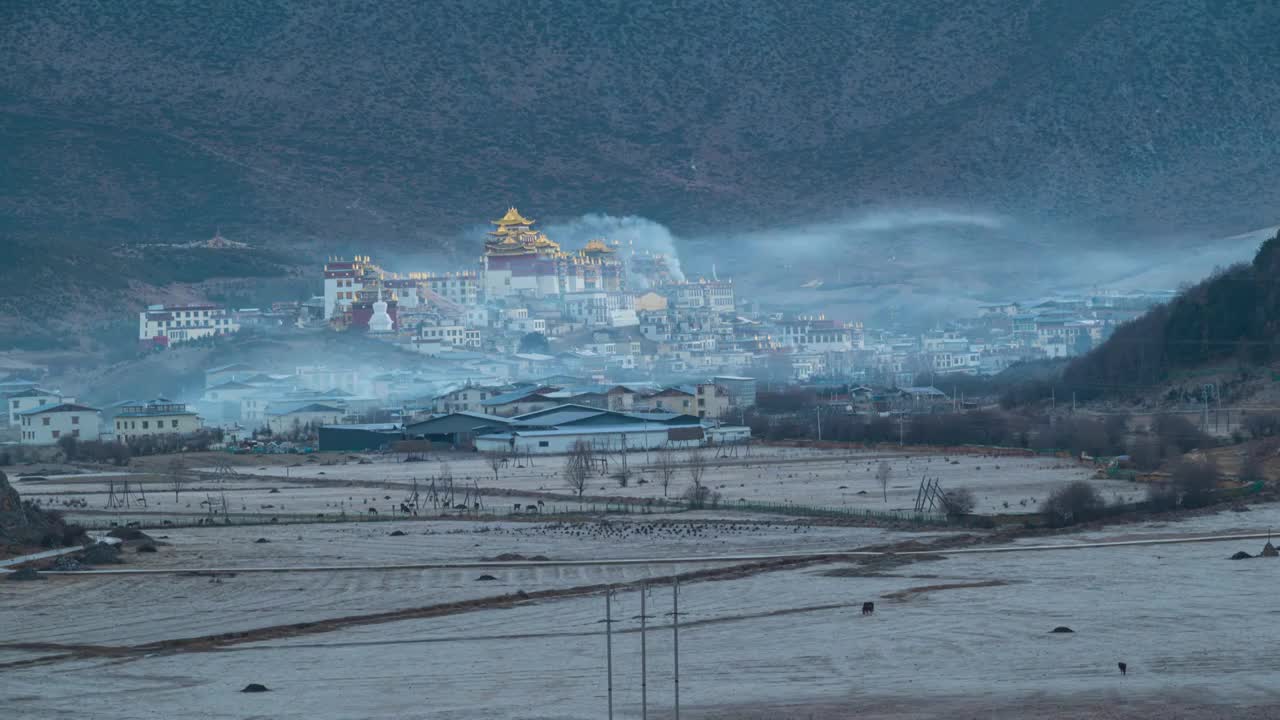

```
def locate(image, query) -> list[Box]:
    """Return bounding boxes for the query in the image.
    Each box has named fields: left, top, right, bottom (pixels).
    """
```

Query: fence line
left=723, top=500, right=949, bottom=525
left=69, top=501, right=669, bottom=530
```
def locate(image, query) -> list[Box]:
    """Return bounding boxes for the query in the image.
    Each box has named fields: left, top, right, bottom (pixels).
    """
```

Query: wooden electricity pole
left=673, top=577, right=681, bottom=720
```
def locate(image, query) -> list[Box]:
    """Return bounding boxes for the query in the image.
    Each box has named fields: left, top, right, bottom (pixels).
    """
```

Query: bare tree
left=685, top=447, right=707, bottom=501
left=1170, top=457, right=1220, bottom=508
left=682, top=481, right=720, bottom=509
left=654, top=444, right=678, bottom=497
left=876, top=460, right=891, bottom=503
left=564, top=440, right=592, bottom=497
left=168, top=457, right=186, bottom=502
left=940, top=487, right=976, bottom=517
left=1040, top=481, right=1105, bottom=526
left=607, top=434, right=632, bottom=488
left=484, top=451, right=509, bottom=485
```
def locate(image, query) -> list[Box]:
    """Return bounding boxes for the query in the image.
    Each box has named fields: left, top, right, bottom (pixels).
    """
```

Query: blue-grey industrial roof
left=509, top=409, right=606, bottom=427
left=478, top=424, right=695, bottom=439
left=482, top=388, right=552, bottom=406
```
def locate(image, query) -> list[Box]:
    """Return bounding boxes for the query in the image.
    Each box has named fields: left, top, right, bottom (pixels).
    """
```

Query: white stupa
left=368, top=287, right=394, bottom=333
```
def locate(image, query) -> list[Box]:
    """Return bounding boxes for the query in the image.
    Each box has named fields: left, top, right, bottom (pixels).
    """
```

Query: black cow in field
left=1118, top=662, right=1127, bottom=676
left=861, top=602, right=875, bottom=616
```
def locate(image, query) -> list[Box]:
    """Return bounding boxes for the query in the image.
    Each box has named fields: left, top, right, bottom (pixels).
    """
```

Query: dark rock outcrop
left=0, top=470, right=88, bottom=550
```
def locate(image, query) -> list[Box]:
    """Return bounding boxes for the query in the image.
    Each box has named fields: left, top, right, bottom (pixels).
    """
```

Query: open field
left=183, top=445, right=1127, bottom=515
left=4, top=532, right=1279, bottom=719
left=4, top=446, right=1276, bottom=719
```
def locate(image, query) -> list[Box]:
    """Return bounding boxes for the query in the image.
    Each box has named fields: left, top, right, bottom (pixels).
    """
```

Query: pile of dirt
left=0, top=470, right=89, bottom=551
left=488, top=553, right=526, bottom=561
left=1050, top=626, right=1074, bottom=634
left=5, top=566, right=44, bottom=581
left=52, top=555, right=83, bottom=571
left=80, top=543, right=124, bottom=565
left=1230, top=551, right=1253, bottom=560
left=240, top=683, right=271, bottom=693
left=485, top=552, right=552, bottom=562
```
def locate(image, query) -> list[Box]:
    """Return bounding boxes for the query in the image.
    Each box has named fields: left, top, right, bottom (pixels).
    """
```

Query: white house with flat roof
left=18, top=403, right=101, bottom=445
left=5, top=387, right=69, bottom=427
left=111, top=398, right=202, bottom=442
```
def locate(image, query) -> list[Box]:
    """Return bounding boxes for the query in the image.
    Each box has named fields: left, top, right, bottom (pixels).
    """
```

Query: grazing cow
left=862, top=602, right=875, bottom=616
left=526, top=505, right=540, bottom=513
left=1118, top=662, right=1127, bottom=676
left=454, top=503, right=468, bottom=510
left=368, top=507, right=378, bottom=516
left=162, top=520, right=174, bottom=526
left=513, top=503, right=522, bottom=512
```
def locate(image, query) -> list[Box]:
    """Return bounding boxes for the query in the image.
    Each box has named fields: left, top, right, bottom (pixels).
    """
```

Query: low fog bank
left=582, top=207, right=1271, bottom=328
left=312, top=208, right=1269, bottom=332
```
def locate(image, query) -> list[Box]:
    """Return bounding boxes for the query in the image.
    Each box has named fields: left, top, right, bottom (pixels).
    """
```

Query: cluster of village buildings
left=2, top=208, right=1174, bottom=450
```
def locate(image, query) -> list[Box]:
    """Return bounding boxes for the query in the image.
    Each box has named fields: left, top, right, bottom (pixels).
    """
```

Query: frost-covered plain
left=122, top=518, right=937, bottom=568
left=5, top=537, right=1279, bottom=719
left=196, top=447, right=1125, bottom=515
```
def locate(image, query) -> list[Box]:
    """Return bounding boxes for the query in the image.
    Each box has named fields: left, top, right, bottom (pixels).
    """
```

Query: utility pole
left=606, top=589, right=614, bottom=720
left=815, top=405, right=822, bottom=441
left=673, top=577, right=681, bottom=720
left=640, top=584, right=648, bottom=720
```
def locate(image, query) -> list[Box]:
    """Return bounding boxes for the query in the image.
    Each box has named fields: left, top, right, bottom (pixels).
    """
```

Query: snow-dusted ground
left=4, top=537, right=1278, bottom=719
left=0, top=520, right=941, bottom=645
left=124, top=518, right=938, bottom=569
left=197, top=447, right=1124, bottom=515
left=0, top=562, right=726, bottom=648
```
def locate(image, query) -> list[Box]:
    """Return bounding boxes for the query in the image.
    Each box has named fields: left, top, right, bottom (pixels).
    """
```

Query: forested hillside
left=1064, top=230, right=1280, bottom=399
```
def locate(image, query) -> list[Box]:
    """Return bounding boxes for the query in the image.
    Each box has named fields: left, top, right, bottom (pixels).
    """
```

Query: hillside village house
left=266, top=403, right=346, bottom=435
left=643, top=387, right=695, bottom=414
left=19, top=403, right=101, bottom=446
left=139, top=303, right=240, bottom=349
left=112, top=399, right=202, bottom=441
left=5, top=387, right=69, bottom=427
left=694, top=383, right=731, bottom=420
left=481, top=387, right=561, bottom=417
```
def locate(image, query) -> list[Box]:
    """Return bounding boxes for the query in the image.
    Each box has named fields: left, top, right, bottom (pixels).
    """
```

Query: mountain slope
left=3, top=0, right=1280, bottom=252
left=1063, top=229, right=1280, bottom=399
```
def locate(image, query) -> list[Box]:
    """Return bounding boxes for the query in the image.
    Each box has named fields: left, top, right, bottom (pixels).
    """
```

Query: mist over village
left=4, top=3, right=1280, bottom=720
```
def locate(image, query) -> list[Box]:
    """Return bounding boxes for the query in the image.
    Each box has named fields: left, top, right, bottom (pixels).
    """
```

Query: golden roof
left=583, top=239, right=616, bottom=253
left=492, top=207, right=534, bottom=226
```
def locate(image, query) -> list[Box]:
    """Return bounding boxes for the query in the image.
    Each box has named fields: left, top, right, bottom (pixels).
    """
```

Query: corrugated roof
left=266, top=403, right=345, bottom=416
left=18, top=402, right=99, bottom=415
left=481, top=388, right=551, bottom=406
left=479, top=424, right=693, bottom=439
left=115, top=410, right=199, bottom=418
left=510, top=409, right=605, bottom=427
left=3, top=387, right=59, bottom=398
